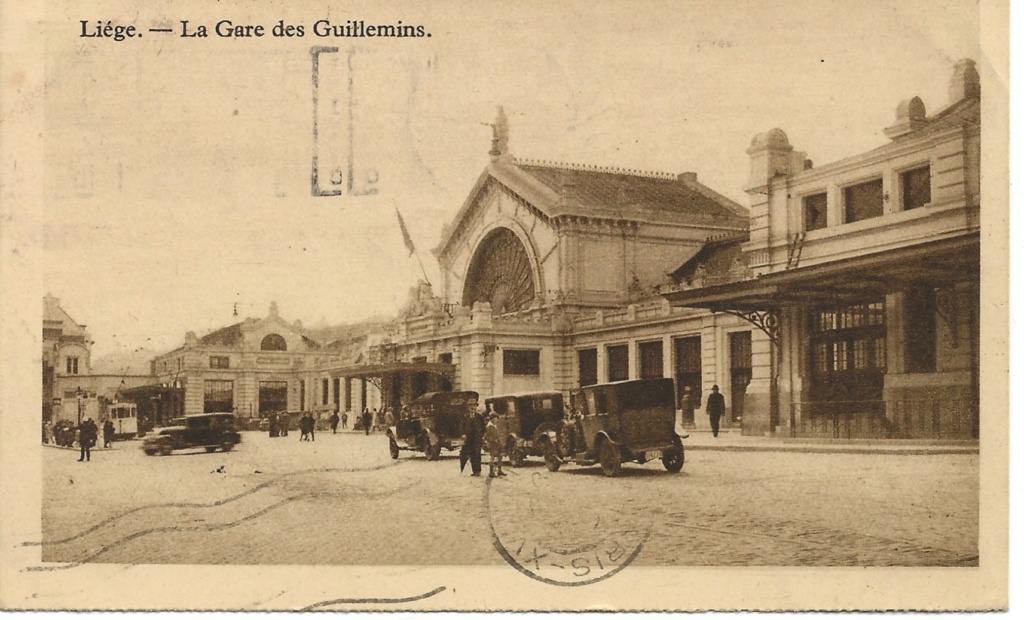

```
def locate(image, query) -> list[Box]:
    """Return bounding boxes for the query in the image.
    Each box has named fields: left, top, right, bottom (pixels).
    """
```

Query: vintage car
left=387, top=391, right=478, bottom=460
left=485, top=392, right=565, bottom=466
left=539, top=378, right=684, bottom=477
left=142, top=412, right=242, bottom=456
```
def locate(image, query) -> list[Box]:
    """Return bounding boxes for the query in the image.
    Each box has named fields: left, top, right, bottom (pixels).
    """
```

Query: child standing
left=484, top=412, right=506, bottom=478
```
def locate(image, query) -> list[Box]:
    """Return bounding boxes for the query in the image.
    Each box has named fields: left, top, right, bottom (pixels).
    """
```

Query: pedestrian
left=460, top=406, right=485, bottom=476
left=361, top=408, right=372, bottom=436
left=680, top=386, right=695, bottom=428
left=341, top=411, right=348, bottom=430
left=77, top=417, right=98, bottom=462
left=308, top=413, right=316, bottom=442
left=103, top=418, right=115, bottom=448
left=706, top=384, right=726, bottom=438
left=484, top=412, right=506, bottom=478
left=299, top=413, right=311, bottom=441
left=372, top=407, right=381, bottom=432
left=330, top=411, right=340, bottom=434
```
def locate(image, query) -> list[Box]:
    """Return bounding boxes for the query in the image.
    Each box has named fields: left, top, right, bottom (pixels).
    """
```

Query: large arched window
left=462, top=227, right=537, bottom=314
left=261, top=333, right=287, bottom=351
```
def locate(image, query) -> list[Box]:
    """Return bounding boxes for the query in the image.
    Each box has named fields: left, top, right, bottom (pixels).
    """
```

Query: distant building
left=151, top=302, right=383, bottom=420
left=43, top=294, right=152, bottom=425
left=663, top=59, right=981, bottom=438
left=42, top=294, right=92, bottom=421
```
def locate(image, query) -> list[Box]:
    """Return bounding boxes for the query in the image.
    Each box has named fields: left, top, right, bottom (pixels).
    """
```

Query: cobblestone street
left=39, top=431, right=978, bottom=569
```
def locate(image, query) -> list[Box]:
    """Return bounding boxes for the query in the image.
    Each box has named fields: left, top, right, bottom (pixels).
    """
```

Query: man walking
left=330, top=410, right=340, bottom=434
left=460, top=406, right=485, bottom=477
left=77, top=417, right=98, bottom=461
left=361, top=408, right=372, bottom=436
left=706, top=384, right=726, bottom=438
left=103, top=418, right=115, bottom=448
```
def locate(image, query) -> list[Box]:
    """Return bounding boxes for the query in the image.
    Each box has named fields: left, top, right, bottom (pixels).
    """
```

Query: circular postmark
left=485, top=469, right=650, bottom=586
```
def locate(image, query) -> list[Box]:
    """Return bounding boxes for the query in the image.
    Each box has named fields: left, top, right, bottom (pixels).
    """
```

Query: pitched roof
left=514, top=160, right=747, bottom=222
left=671, top=234, right=748, bottom=285
left=435, top=159, right=749, bottom=257
left=199, top=323, right=244, bottom=346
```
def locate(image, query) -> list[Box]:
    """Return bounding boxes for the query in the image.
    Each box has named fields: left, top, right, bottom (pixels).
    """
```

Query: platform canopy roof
left=661, top=233, right=979, bottom=313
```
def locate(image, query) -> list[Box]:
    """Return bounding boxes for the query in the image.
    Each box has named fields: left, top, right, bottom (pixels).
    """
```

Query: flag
left=396, top=208, right=416, bottom=256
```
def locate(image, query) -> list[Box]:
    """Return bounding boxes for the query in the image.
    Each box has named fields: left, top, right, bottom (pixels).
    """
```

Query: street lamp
left=76, top=386, right=83, bottom=426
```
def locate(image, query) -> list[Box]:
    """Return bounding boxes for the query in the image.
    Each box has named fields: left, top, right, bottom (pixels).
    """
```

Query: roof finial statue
left=486, top=105, right=510, bottom=163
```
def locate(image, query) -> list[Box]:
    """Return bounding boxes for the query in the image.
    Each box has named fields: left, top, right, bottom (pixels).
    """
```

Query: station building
left=354, top=108, right=756, bottom=431
left=141, top=59, right=981, bottom=441
left=663, top=59, right=981, bottom=438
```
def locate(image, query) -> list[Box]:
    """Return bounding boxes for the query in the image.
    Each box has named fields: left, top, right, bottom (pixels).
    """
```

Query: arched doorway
left=462, top=227, right=537, bottom=314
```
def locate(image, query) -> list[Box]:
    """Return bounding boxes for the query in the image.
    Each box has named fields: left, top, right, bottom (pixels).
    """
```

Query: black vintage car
left=142, top=412, right=242, bottom=456
left=539, top=378, right=684, bottom=477
left=387, top=391, right=478, bottom=460
left=485, top=392, right=565, bottom=466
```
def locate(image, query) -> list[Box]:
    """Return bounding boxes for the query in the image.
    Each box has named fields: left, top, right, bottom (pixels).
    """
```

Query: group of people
left=42, top=417, right=118, bottom=461
left=459, top=406, right=506, bottom=478
left=357, top=406, right=398, bottom=435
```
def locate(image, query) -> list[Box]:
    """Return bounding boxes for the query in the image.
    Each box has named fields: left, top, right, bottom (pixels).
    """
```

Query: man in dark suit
left=706, top=385, right=726, bottom=438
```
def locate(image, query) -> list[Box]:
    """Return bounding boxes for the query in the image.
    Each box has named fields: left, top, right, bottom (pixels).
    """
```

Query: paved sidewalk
left=681, top=429, right=978, bottom=454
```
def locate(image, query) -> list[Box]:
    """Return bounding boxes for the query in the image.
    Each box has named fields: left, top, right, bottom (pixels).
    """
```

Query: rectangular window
left=578, top=348, right=598, bottom=387
left=606, top=344, right=629, bottom=382
left=299, top=380, right=306, bottom=411
left=638, top=340, right=664, bottom=379
left=844, top=178, right=884, bottom=223
left=344, top=378, right=353, bottom=410
left=203, top=380, right=234, bottom=413
left=322, top=378, right=330, bottom=405
left=333, top=378, right=341, bottom=407
left=503, top=349, right=540, bottom=376
left=66, top=357, right=79, bottom=375
left=674, top=336, right=702, bottom=404
left=905, top=288, right=937, bottom=372
left=803, top=192, right=828, bottom=231
left=209, top=356, right=230, bottom=369
left=901, top=165, right=931, bottom=210
left=438, top=352, right=453, bottom=364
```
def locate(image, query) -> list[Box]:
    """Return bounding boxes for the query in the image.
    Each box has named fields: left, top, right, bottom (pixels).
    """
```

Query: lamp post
left=76, top=386, right=83, bottom=426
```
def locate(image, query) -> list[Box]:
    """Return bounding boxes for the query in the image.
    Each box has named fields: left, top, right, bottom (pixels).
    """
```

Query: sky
left=38, top=0, right=983, bottom=360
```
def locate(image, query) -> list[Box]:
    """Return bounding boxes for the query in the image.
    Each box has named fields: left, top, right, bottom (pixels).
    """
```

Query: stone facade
left=664, top=59, right=981, bottom=439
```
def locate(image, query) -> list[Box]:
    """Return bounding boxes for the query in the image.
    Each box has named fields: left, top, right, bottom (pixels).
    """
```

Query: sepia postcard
left=0, top=0, right=1010, bottom=612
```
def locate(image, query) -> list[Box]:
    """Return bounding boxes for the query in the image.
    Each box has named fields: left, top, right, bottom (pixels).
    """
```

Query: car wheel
left=143, top=448, right=156, bottom=456
left=220, top=441, right=235, bottom=452
left=542, top=441, right=561, bottom=472
left=599, top=439, right=622, bottom=477
left=662, top=435, right=684, bottom=473
left=205, top=446, right=217, bottom=453
left=389, top=436, right=400, bottom=460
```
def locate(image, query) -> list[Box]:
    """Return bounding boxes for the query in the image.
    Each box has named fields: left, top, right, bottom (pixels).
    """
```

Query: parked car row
left=386, top=378, right=685, bottom=477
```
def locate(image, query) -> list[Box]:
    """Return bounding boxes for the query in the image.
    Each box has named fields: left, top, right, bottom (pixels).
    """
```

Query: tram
left=107, top=402, right=139, bottom=439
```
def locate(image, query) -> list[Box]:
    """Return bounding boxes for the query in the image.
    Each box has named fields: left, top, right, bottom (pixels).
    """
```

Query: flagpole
left=395, top=205, right=432, bottom=287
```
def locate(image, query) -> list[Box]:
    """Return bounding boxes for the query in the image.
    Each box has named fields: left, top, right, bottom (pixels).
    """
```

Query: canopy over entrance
left=662, top=234, right=979, bottom=315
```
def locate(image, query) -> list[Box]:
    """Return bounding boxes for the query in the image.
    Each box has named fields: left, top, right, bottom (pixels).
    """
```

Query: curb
left=684, top=444, right=978, bottom=455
